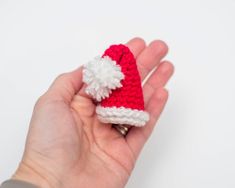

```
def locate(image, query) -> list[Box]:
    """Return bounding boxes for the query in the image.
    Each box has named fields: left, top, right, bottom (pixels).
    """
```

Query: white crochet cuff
left=96, top=106, right=149, bottom=127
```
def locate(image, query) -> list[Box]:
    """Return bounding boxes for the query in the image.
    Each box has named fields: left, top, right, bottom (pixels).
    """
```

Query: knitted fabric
left=83, top=44, right=149, bottom=126
left=101, top=44, right=145, bottom=111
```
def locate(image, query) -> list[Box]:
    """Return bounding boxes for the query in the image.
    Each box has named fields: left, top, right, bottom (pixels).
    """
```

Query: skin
left=12, top=37, right=174, bottom=188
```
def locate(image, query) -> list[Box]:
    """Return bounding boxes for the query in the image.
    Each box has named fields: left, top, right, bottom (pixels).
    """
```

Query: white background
left=0, top=0, right=235, bottom=187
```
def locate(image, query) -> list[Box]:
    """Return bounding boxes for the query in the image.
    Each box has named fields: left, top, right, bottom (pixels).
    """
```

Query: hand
left=13, top=38, right=174, bottom=188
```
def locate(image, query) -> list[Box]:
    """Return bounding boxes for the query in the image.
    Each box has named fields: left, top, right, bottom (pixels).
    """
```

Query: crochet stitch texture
left=101, top=44, right=145, bottom=111
left=83, top=44, right=149, bottom=126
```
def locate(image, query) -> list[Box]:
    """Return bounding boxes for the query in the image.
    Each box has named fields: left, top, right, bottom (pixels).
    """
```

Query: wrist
left=12, top=161, right=59, bottom=188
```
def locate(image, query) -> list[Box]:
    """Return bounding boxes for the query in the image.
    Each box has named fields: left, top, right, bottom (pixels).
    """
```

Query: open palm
left=14, top=38, right=174, bottom=188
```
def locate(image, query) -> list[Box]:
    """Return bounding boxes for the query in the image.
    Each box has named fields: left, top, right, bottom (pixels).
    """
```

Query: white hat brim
left=96, top=105, right=149, bottom=127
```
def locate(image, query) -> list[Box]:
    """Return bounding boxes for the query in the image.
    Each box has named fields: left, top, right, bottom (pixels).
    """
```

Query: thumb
left=46, top=67, right=83, bottom=103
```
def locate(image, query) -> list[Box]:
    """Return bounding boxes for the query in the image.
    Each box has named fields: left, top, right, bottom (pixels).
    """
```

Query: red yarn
left=101, top=44, right=145, bottom=111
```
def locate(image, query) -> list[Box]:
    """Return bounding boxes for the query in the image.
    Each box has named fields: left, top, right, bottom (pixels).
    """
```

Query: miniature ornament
left=83, top=44, right=149, bottom=127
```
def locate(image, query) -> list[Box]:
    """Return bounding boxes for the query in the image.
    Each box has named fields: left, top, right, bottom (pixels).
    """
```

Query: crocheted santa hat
left=83, top=44, right=149, bottom=126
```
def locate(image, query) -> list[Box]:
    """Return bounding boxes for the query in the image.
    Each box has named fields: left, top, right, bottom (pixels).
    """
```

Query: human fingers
left=137, top=40, right=168, bottom=81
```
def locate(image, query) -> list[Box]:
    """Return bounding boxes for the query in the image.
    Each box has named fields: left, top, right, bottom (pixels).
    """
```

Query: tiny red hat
left=83, top=44, right=149, bottom=126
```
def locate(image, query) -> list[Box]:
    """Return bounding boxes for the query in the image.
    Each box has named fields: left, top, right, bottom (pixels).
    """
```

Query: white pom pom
left=83, top=56, right=124, bottom=101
